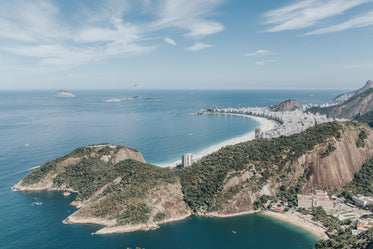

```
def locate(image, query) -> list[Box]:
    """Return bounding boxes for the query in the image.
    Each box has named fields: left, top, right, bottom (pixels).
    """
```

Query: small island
left=103, top=96, right=141, bottom=103
left=143, top=98, right=160, bottom=101
left=103, top=98, right=121, bottom=103
left=54, top=90, right=76, bottom=98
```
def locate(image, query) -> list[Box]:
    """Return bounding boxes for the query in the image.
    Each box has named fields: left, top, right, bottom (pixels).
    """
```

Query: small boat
left=32, top=202, right=43, bottom=206
left=232, top=231, right=237, bottom=234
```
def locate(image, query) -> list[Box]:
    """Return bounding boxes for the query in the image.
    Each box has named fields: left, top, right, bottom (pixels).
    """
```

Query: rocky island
left=54, top=90, right=76, bottom=98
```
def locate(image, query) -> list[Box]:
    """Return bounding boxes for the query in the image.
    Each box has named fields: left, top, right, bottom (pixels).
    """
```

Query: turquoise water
left=0, top=90, right=342, bottom=249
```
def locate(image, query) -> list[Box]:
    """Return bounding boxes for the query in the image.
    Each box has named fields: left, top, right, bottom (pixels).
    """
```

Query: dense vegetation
left=356, top=111, right=373, bottom=127
left=342, top=157, right=373, bottom=197
left=321, top=143, right=336, bottom=159
left=356, top=129, right=368, bottom=148
left=22, top=144, right=179, bottom=226
left=253, top=176, right=307, bottom=209
left=21, top=145, right=133, bottom=186
left=312, top=206, right=342, bottom=231
left=92, top=159, right=177, bottom=225
left=315, top=228, right=373, bottom=249
left=179, top=122, right=342, bottom=212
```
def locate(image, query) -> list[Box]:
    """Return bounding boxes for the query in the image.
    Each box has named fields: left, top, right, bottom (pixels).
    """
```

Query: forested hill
left=14, top=122, right=373, bottom=234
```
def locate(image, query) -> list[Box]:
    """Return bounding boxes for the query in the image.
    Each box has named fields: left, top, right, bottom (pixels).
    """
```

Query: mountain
left=333, top=80, right=373, bottom=103
left=270, top=99, right=303, bottom=112
left=308, top=88, right=373, bottom=119
left=14, top=122, right=373, bottom=234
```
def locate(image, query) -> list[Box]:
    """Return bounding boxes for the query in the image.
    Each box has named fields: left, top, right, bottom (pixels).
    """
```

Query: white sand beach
left=157, top=114, right=278, bottom=168
left=263, top=211, right=328, bottom=240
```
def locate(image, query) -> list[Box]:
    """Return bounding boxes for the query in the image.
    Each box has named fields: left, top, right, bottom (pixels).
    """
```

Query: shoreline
left=157, top=114, right=278, bottom=168
left=262, top=210, right=328, bottom=240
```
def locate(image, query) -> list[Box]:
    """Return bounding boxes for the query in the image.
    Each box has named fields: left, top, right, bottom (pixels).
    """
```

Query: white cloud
left=164, top=37, right=176, bottom=46
left=0, top=0, right=225, bottom=71
left=305, top=10, right=373, bottom=35
left=186, top=42, right=214, bottom=51
left=263, top=0, right=373, bottom=32
left=245, top=49, right=272, bottom=57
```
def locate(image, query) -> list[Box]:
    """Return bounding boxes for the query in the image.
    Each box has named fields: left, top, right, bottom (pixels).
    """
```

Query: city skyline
left=0, top=0, right=373, bottom=90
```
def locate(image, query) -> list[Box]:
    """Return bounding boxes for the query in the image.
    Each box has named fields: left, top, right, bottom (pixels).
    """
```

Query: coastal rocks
left=54, top=90, right=75, bottom=98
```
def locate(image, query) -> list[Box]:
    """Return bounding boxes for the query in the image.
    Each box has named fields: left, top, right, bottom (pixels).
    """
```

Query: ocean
left=0, top=90, right=343, bottom=249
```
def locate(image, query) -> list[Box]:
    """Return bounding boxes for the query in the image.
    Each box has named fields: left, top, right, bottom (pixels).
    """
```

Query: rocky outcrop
left=303, top=125, right=373, bottom=190
left=270, top=99, right=303, bottom=112
left=333, top=80, right=373, bottom=103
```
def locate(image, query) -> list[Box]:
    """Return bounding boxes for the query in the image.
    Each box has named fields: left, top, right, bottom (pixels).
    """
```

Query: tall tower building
left=182, top=153, right=193, bottom=167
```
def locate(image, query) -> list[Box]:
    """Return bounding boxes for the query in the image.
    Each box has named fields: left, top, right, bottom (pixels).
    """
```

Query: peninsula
left=13, top=121, right=373, bottom=236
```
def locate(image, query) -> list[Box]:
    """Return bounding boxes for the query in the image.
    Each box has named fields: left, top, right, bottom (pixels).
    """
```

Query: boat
left=232, top=231, right=237, bottom=234
left=32, top=202, right=43, bottom=206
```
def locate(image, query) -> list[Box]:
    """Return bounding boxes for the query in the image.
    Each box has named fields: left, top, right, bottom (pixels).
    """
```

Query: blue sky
left=0, top=0, right=373, bottom=90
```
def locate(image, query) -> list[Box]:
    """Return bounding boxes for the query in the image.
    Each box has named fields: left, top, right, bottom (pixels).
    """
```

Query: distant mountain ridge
left=308, top=83, right=373, bottom=119
left=333, top=80, right=373, bottom=103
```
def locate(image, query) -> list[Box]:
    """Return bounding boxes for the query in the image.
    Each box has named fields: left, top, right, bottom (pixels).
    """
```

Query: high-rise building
left=255, top=128, right=261, bottom=139
left=182, top=153, right=193, bottom=167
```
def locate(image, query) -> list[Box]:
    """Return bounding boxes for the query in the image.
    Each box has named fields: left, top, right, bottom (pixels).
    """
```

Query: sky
left=0, top=0, right=373, bottom=90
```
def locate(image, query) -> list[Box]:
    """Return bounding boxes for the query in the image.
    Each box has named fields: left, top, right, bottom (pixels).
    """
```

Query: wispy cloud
left=152, top=0, right=225, bottom=37
left=186, top=42, right=214, bottom=51
left=0, top=0, right=225, bottom=71
left=245, top=49, right=272, bottom=57
left=305, top=10, right=373, bottom=35
left=255, top=59, right=277, bottom=66
left=164, top=37, right=176, bottom=46
left=263, top=0, right=373, bottom=33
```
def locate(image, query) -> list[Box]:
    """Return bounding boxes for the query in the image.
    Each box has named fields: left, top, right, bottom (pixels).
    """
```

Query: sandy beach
left=157, top=114, right=278, bottom=168
left=262, top=210, right=328, bottom=240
